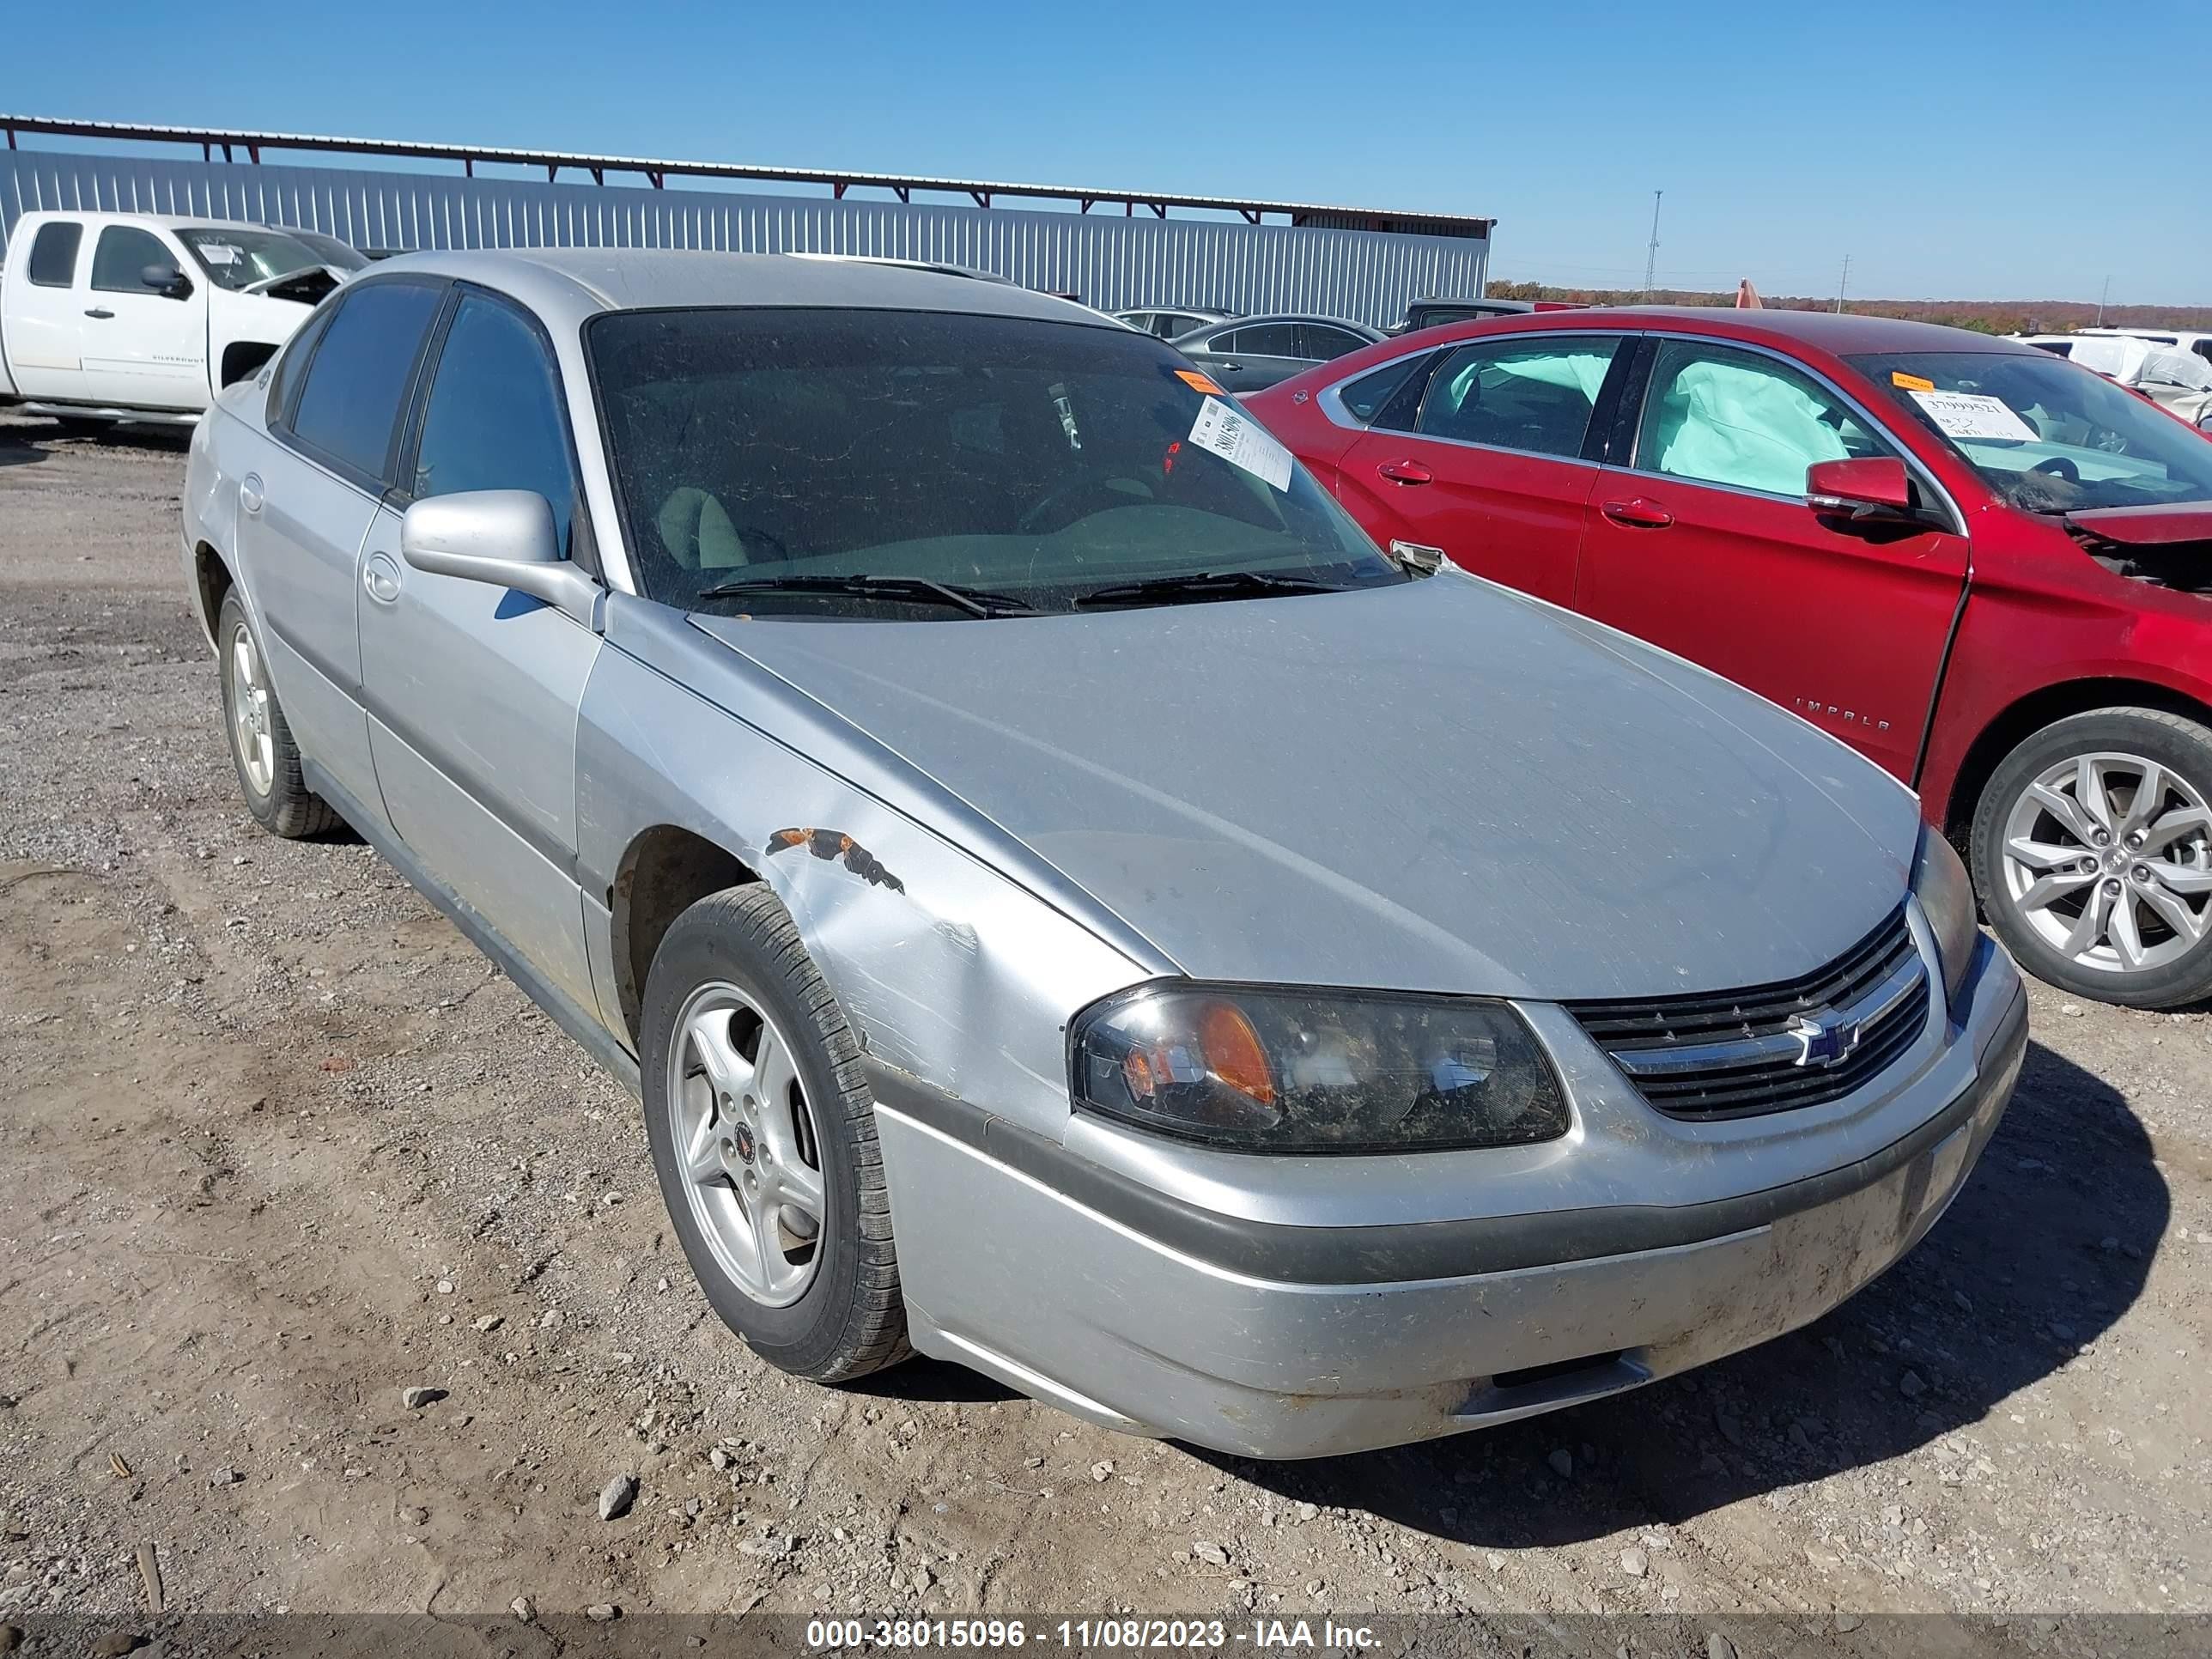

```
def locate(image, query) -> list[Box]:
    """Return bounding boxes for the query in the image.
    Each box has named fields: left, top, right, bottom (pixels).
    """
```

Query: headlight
left=1069, top=984, right=1569, bottom=1153
left=1911, top=825, right=1978, bottom=1012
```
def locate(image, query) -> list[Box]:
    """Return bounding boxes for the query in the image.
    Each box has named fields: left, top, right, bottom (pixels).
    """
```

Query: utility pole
left=2096, top=275, right=2111, bottom=325
left=1834, top=253, right=1850, bottom=313
left=1642, top=190, right=1662, bottom=299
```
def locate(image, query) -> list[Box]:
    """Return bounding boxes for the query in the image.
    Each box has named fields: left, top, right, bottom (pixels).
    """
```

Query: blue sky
left=10, top=1, right=2208, bottom=306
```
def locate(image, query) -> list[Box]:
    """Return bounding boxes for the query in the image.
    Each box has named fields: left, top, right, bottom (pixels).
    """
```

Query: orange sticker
left=1892, top=371, right=1936, bottom=392
left=1175, top=368, right=1225, bottom=396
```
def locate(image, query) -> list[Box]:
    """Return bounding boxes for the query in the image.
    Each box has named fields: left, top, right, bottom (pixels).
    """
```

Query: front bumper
left=872, top=937, right=2027, bottom=1460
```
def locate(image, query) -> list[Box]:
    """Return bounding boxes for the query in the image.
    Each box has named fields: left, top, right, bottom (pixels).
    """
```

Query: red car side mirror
left=1805, top=457, right=1920, bottom=523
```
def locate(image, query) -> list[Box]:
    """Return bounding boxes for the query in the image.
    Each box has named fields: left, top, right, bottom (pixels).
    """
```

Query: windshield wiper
left=1071, top=569, right=1344, bottom=611
left=694, top=574, right=1038, bottom=618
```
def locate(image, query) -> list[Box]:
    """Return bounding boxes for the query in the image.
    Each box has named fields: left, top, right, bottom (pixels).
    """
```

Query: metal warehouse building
left=0, top=117, right=1492, bottom=331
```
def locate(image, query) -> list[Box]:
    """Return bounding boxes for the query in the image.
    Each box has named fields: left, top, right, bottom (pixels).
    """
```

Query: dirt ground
left=0, top=410, right=2206, bottom=1633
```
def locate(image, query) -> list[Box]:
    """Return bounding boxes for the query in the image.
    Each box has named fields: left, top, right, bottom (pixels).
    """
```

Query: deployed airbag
left=1649, top=360, right=1852, bottom=496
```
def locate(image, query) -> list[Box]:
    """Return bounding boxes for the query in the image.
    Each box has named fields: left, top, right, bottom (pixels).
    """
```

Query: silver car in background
left=180, top=249, right=2027, bottom=1458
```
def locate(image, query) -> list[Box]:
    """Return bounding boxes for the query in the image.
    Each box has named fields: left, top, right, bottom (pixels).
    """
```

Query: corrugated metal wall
left=0, top=149, right=1486, bottom=329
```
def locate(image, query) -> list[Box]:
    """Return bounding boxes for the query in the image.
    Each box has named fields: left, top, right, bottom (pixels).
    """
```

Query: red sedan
left=1245, top=307, right=2212, bottom=1007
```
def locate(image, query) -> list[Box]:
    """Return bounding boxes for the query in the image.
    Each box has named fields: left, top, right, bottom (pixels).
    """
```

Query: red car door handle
left=1601, top=497, right=1674, bottom=528
left=1376, top=459, right=1433, bottom=485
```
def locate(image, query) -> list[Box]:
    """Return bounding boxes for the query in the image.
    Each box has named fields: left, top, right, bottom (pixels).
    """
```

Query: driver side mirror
left=1805, top=457, right=1936, bottom=528
left=140, top=261, right=192, bottom=300
left=401, top=490, right=602, bottom=629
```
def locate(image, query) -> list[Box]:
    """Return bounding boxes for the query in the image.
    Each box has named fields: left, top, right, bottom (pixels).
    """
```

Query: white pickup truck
left=0, top=210, right=346, bottom=428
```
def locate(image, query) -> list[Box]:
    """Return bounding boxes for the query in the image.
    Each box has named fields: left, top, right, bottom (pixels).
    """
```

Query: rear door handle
left=1376, top=458, right=1433, bottom=485
left=1601, top=497, right=1674, bottom=528
left=83, top=307, right=115, bottom=319
left=239, top=473, right=264, bottom=515
left=363, top=552, right=403, bottom=605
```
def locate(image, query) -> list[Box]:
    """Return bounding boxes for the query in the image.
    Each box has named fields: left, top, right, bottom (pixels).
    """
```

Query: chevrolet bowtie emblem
left=1787, top=1009, right=1865, bottom=1068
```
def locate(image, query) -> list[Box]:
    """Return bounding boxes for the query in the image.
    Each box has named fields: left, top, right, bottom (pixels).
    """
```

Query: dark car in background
left=1115, top=306, right=1235, bottom=340
left=1385, top=296, right=1583, bottom=336
left=1171, top=313, right=1382, bottom=392
left=264, top=227, right=372, bottom=272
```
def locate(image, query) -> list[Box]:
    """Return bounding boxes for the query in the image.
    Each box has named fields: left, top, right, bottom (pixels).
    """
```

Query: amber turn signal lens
left=1197, top=1000, right=1276, bottom=1106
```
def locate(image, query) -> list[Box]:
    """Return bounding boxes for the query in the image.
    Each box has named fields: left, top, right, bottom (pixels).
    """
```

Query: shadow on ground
left=0, top=414, right=192, bottom=459
left=1201, top=1039, right=2165, bottom=1547
left=0, top=424, right=47, bottom=469
left=849, top=1355, right=1020, bottom=1407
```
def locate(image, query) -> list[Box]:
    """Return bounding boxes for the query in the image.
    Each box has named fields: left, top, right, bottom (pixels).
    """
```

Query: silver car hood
left=690, top=575, right=1922, bottom=1000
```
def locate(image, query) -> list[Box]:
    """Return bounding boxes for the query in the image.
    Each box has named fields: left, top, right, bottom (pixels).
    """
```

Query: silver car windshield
left=1850, top=349, right=2212, bottom=514
left=587, top=307, right=1401, bottom=617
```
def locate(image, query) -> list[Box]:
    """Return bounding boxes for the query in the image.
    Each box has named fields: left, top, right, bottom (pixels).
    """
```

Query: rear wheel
left=641, top=884, right=908, bottom=1381
left=1972, top=707, right=2212, bottom=1007
left=217, top=590, right=338, bottom=838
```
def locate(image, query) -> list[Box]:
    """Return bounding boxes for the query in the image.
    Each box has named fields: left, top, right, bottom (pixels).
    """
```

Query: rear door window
left=1634, top=340, right=1893, bottom=496
left=1297, top=324, right=1367, bottom=361
left=26, top=222, right=83, bottom=287
left=1231, top=323, right=1297, bottom=357
left=1418, top=337, right=1621, bottom=458
left=287, top=280, right=446, bottom=486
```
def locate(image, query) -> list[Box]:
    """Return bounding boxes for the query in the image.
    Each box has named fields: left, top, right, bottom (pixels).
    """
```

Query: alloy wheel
left=227, top=619, right=275, bottom=796
left=666, top=980, right=829, bottom=1308
left=1999, top=750, right=2212, bottom=975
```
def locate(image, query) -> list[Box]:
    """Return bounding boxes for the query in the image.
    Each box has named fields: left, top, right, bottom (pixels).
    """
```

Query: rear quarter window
left=27, top=222, right=83, bottom=288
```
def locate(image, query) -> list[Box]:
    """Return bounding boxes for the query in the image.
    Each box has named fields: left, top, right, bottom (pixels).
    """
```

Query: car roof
left=1382, top=303, right=2045, bottom=360
left=1595, top=305, right=2042, bottom=356
left=362, top=246, right=1117, bottom=333
left=1199, top=312, right=1377, bottom=334
left=16, top=208, right=284, bottom=234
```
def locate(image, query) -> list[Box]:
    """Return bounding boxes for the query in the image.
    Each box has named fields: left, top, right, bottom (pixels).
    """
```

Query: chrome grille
left=1567, top=908, right=1929, bottom=1120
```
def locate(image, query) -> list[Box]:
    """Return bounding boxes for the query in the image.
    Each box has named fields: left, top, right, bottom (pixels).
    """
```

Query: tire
left=641, top=883, right=909, bottom=1381
left=1971, top=706, right=2212, bottom=1008
left=216, top=589, right=339, bottom=838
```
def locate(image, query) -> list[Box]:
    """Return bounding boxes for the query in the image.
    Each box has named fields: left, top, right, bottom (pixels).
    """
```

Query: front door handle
left=239, top=473, right=264, bottom=515
left=363, top=552, right=403, bottom=605
left=1601, top=497, right=1674, bottom=529
left=1376, top=458, right=1433, bottom=485
left=83, top=307, right=115, bottom=319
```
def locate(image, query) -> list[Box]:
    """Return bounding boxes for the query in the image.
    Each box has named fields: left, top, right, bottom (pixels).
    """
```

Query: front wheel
left=1972, top=707, right=2212, bottom=1007
left=641, top=884, right=909, bottom=1381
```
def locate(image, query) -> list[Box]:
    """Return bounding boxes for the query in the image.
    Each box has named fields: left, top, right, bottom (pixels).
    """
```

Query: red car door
left=1574, top=337, right=1969, bottom=781
left=1334, top=333, right=1627, bottom=606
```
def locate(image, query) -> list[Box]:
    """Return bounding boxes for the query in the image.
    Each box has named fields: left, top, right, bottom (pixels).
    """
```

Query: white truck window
left=90, top=227, right=178, bottom=295
left=26, top=222, right=83, bottom=288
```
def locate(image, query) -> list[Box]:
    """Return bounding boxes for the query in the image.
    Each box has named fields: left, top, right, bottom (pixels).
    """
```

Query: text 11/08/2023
left=805, top=1619, right=1381, bottom=1650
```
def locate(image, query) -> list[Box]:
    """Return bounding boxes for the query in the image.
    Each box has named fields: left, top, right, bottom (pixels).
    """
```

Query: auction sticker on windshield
left=1189, top=397, right=1294, bottom=490
left=1908, top=389, right=2039, bottom=443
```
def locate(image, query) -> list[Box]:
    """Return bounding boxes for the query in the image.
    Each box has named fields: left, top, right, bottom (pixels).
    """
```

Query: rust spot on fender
left=767, top=828, right=906, bottom=894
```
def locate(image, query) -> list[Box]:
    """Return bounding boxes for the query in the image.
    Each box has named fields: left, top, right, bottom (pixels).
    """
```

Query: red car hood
left=2065, top=503, right=2212, bottom=546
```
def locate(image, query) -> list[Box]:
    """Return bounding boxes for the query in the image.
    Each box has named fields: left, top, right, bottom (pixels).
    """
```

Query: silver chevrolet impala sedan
left=180, top=249, right=2028, bottom=1458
